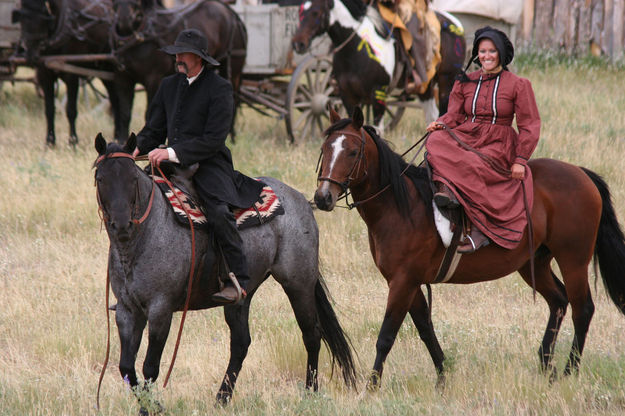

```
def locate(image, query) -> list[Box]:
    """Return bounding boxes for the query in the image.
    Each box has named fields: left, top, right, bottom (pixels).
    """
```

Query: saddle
left=149, top=163, right=284, bottom=231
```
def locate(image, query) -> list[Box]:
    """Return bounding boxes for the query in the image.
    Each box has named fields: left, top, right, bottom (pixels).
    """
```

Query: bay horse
left=94, top=134, right=356, bottom=412
left=314, top=107, right=625, bottom=389
left=110, top=0, right=247, bottom=139
left=11, top=0, right=123, bottom=146
left=292, top=0, right=466, bottom=127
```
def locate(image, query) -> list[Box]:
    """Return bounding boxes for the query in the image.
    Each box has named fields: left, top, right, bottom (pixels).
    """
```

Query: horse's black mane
left=324, top=119, right=433, bottom=219
left=341, top=0, right=367, bottom=20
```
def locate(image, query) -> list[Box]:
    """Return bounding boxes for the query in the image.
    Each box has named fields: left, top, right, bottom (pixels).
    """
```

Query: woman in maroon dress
left=425, top=26, right=541, bottom=253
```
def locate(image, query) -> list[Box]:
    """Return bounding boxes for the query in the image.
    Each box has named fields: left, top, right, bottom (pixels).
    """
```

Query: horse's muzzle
left=292, top=40, right=309, bottom=55
left=108, top=218, right=134, bottom=241
left=314, top=188, right=335, bottom=211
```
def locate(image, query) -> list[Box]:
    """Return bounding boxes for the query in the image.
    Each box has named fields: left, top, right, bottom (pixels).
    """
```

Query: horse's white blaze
left=302, top=1, right=311, bottom=11
left=328, top=134, right=347, bottom=175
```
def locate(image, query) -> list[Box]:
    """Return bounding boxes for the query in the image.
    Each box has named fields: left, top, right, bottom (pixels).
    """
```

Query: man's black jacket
left=136, top=68, right=263, bottom=208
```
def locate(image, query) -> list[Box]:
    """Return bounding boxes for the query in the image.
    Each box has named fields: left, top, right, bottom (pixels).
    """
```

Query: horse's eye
left=349, top=150, right=358, bottom=157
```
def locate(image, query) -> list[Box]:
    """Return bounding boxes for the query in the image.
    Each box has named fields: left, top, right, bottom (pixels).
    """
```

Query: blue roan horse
left=292, top=0, right=466, bottom=126
left=94, top=134, right=356, bottom=412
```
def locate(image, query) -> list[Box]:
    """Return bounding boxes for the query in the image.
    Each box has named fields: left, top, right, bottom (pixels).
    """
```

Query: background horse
left=111, top=0, right=247, bottom=139
left=94, top=134, right=356, bottom=412
left=292, top=0, right=465, bottom=127
left=314, top=107, right=625, bottom=389
left=11, top=0, right=122, bottom=146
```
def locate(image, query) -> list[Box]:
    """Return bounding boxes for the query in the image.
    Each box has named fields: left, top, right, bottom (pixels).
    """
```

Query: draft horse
left=111, top=0, right=247, bottom=139
left=94, top=134, right=356, bottom=412
left=11, top=0, right=122, bottom=146
left=292, top=0, right=466, bottom=126
left=314, top=107, right=625, bottom=389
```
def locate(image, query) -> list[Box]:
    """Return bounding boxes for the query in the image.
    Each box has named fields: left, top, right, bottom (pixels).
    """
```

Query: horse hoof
left=214, top=393, right=231, bottom=407
left=69, top=135, right=79, bottom=147
left=366, top=370, right=381, bottom=392
left=435, top=373, right=446, bottom=391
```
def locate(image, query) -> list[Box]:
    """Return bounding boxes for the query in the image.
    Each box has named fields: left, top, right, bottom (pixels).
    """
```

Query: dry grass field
left=1, top=60, right=625, bottom=415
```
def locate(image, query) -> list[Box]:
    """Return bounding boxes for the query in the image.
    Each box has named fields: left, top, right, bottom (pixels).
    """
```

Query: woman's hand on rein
left=510, top=163, right=525, bottom=180
left=427, top=121, right=444, bottom=132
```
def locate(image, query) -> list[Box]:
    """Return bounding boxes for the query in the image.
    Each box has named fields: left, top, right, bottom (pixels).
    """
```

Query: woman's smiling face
left=478, top=39, right=500, bottom=72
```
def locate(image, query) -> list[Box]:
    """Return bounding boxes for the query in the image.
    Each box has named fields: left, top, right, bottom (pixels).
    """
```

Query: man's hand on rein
left=148, top=148, right=170, bottom=166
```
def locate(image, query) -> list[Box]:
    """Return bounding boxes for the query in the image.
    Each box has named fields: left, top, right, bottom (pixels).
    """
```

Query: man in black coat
left=132, top=28, right=263, bottom=303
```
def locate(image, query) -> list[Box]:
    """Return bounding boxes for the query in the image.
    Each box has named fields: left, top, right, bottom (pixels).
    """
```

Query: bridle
left=317, top=129, right=368, bottom=208
left=317, top=128, right=429, bottom=209
left=93, top=152, right=156, bottom=226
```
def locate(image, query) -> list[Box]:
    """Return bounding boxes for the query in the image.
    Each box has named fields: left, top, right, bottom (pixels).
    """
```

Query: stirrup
left=228, top=272, right=244, bottom=303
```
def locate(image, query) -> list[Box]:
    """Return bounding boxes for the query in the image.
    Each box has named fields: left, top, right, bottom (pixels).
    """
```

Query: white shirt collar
left=187, top=65, right=204, bottom=85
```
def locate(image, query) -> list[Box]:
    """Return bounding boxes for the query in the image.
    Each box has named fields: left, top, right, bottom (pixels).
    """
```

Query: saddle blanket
left=154, top=177, right=284, bottom=230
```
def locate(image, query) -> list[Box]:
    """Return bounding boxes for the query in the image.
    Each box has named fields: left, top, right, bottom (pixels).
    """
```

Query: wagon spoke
left=297, top=85, right=313, bottom=101
left=293, top=109, right=312, bottom=130
left=293, top=101, right=313, bottom=109
left=315, top=115, right=325, bottom=138
left=319, top=67, right=333, bottom=91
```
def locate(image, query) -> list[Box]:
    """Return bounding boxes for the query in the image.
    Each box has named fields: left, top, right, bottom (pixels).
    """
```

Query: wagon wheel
left=285, top=55, right=340, bottom=143
left=362, top=97, right=406, bottom=132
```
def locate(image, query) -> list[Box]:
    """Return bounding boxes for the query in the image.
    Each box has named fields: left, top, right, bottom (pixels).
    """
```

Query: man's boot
left=212, top=273, right=248, bottom=304
left=433, top=182, right=460, bottom=209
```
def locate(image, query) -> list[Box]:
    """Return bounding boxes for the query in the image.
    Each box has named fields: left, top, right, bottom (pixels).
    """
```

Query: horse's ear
left=329, top=105, right=341, bottom=124
left=351, top=107, right=364, bottom=129
left=124, top=133, right=137, bottom=154
left=95, top=133, right=106, bottom=155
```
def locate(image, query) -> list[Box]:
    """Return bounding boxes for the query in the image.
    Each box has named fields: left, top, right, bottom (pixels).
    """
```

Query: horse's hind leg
left=518, top=256, right=568, bottom=379
left=216, top=302, right=253, bottom=405
left=281, top=281, right=322, bottom=391
left=556, top=257, right=595, bottom=376
left=408, top=287, right=445, bottom=386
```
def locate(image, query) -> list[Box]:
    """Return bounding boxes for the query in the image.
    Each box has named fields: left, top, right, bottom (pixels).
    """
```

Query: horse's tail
left=315, top=274, right=358, bottom=389
left=582, top=167, right=625, bottom=315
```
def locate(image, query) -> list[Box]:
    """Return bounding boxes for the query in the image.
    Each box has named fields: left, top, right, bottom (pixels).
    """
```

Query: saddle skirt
left=154, top=176, right=284, bottom=230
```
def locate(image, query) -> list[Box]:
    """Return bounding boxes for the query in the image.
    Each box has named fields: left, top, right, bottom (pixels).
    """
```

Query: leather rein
left=94, top=152, right=198, bottom=409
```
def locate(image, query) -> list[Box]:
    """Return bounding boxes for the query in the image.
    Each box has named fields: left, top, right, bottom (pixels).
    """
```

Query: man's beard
left=175, top=61, right=189, bottom=75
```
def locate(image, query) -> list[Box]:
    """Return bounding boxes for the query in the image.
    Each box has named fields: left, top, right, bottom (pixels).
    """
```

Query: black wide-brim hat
left=160, top=28, right=220, bottom=67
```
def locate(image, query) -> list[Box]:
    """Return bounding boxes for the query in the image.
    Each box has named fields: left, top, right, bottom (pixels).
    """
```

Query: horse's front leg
left=62, top=74, right=79, bottom=146
left=408, top=287, right=445, bottom=387
left=116, top=303, right=147, bottom=388
left=36, top=68, right=57, bottom=147
left=216, top=301, right=252, bottom=405
left=368, top=277, right=419, bottom=391
left=134, top=306, right=173, bottom=415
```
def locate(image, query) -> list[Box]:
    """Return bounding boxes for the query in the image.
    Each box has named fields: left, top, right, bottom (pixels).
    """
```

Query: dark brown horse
left=314, top=107, right=625, bottom=389
left=11, top=0, right=122, bottom=146
left=292, top=0, right=466, bottom=126
left=111, top=0, right=247, bottom=138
